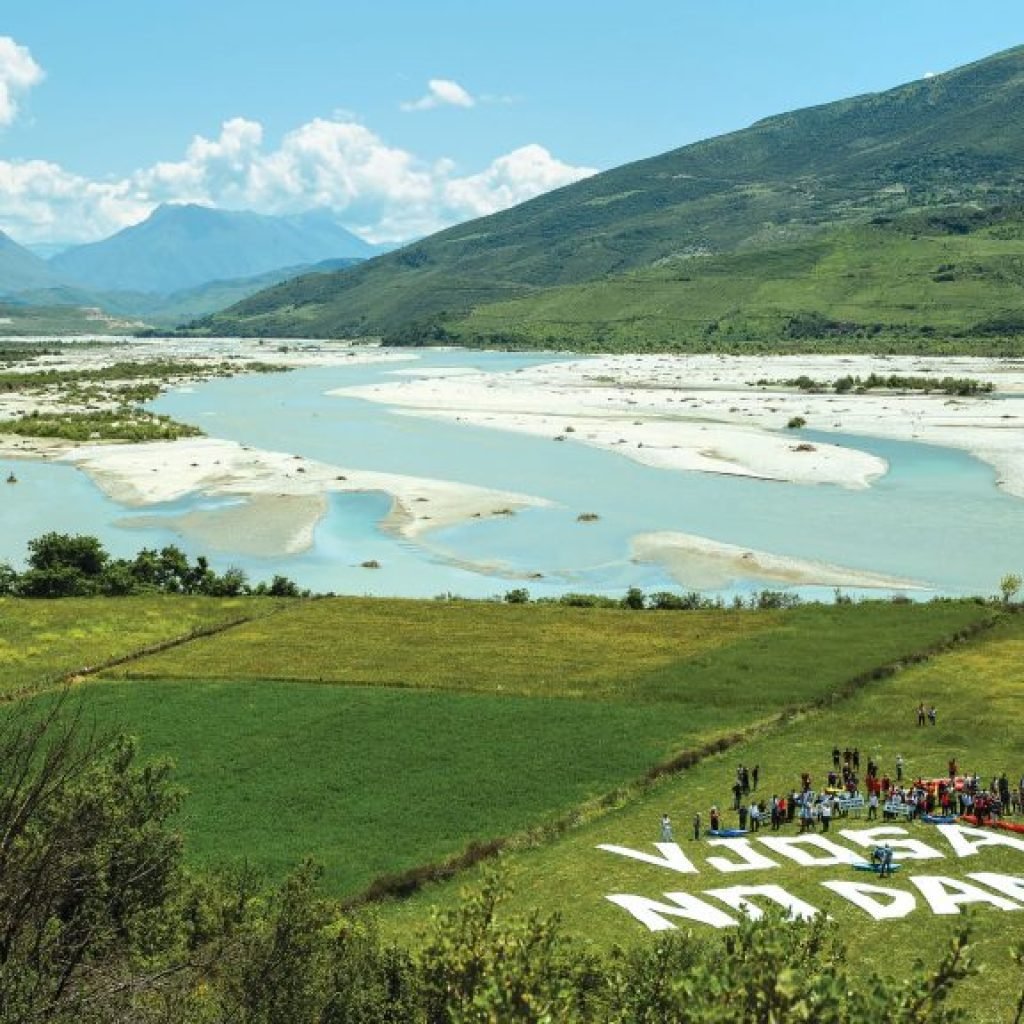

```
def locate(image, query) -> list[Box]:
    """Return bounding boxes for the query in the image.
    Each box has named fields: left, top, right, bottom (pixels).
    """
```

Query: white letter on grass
left=936, top=824, right=1024, bottom=858
left=839, top=826, right=944, bottom=861
left=758, top=835, right=862, bottom=867
left=605, top=892, right=737, bottom=931
left=704, top=884, right=818, bottom=921
left=821, top=880, right=917, bottom=921
left=910, top=876, right=1021, bottom=915
left=596, top=843, right=698, bottom=874
left=705, top=838, right=781, bottom=873
left=966, top=873, right=1024, bottom=905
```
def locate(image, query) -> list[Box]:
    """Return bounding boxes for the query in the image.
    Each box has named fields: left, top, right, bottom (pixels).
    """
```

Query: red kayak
left=959, top=815, right=1024, bottom=834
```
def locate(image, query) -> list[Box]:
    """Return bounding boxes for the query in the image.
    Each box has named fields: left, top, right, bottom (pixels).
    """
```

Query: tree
left=19, top=533, right=110, bottom=597
left=419, top=870, right=589, bottom=1023
left=0, top=698, right=185, bottom=1022
left=0, top=562, right=18, bottom=596
left=1000, top=572, right=1022, bottom=604
left=27, top=532, right=108, bottom=576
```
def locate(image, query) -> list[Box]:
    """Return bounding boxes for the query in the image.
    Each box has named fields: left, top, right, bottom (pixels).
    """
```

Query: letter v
left=596, top=842, right=699, bottom=874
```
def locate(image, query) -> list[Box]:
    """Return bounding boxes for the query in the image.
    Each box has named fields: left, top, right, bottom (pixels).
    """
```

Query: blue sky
left=1, top=1, right=1022, bottom=244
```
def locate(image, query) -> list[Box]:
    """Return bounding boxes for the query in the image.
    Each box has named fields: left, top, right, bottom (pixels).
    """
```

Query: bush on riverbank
left=0, top=531, right=304, bottom=598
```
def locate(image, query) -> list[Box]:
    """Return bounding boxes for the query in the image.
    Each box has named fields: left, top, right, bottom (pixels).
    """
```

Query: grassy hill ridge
left=196, top=45, right=1024, bottom=347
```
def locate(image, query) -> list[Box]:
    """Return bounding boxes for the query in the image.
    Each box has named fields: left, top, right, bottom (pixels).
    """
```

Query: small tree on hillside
left=1000, top=573, right=1022, bottom=605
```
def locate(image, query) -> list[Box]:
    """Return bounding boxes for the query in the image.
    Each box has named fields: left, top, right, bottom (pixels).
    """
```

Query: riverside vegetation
left=0, top=356, right=287, bottom=441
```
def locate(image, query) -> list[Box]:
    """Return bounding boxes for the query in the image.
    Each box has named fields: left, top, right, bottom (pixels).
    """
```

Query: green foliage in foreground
left=0, top=700, right=985, bottom=1023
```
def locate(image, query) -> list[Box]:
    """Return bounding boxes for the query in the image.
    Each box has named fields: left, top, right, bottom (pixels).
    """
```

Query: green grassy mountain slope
left=198, top=45, right=1024, bottom=346
left=448, top=207, right=1024, bottom=351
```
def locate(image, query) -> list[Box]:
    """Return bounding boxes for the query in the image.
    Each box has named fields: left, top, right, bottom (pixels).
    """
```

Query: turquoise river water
left=2, top=348, right=1022, bottom=599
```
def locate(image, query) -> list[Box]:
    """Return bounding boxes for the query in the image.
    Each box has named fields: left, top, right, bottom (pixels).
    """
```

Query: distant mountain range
left=0, top=205, right=382, bottom=331
left=197, top=44, right=1024, bottom=351
left=0, top=231, right=64, bottom=294
left=49, top=204, right=380, bottom=294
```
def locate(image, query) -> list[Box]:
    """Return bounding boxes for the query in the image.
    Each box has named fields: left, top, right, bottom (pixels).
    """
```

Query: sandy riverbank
left=333, top=353, right=1024, bottom=497
left=633, top=532, right=923, bottom=591
left=0, top=434, right=552, bottom=558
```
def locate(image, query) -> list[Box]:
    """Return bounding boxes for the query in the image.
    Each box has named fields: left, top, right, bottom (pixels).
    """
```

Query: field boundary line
left=342, top=607, right=1004, bottom=909
left=10, top=600, right=300, bottom=703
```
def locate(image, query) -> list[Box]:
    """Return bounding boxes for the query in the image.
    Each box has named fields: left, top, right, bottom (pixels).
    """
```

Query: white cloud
left=401, top=78, right=475, bottom=112
left=0, top=37, right=44, bottom=126
left=443, top=144, right=596, bottom=218
left=0, top=159, right=149, bottom=244
left=0, top=115, right=598, bottom=245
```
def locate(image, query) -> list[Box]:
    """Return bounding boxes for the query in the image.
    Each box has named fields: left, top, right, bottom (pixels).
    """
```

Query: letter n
left=605, top=892, right=738, bottom=931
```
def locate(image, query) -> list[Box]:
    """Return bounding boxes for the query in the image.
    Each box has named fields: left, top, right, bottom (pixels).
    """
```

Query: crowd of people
left=658, top=730, right=1023, bottom=845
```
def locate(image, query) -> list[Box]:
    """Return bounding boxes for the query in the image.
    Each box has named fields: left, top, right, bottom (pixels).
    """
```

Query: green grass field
left=0, top=595, right=278, bottom=698
left=5, top=594, right=1017, bottom=1019
left=75, top=598, right=991, bottom=894
left=57, top=678, right=715, bottom=893
left=380, top=612, right=1024, bottom=1022
left=106, top=598, right=989, bottom=706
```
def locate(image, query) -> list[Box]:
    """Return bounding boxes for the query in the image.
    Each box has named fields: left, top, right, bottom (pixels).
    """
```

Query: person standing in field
left=693, top=812, right=701, bottom=841
left=896, top=754, right=904, bottom=782
left=660, top=814, right=673, bottom=842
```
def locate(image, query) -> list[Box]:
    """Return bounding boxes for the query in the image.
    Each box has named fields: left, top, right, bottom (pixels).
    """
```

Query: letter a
left=821, top=880, right=917, bottom=921
left=935, top=824, right=1024, bottom=858
left=966, top=873, right=1024, bottom=906
left=910, top=875, right=1021, bottom=915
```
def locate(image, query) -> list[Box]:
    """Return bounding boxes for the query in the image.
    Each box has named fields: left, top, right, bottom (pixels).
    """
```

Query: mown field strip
left=0, top=595, right=292, bottom=698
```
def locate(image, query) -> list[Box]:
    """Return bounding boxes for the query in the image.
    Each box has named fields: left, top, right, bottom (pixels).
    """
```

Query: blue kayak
left=853, top=861, right=902, bottom=873
left=706, top=828, right=749, bottom=838
left=921, top=814, right=957, bottom=824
